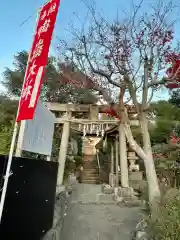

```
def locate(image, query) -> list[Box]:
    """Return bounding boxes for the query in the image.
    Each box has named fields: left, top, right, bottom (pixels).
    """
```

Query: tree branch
left=118, top=83, right=147, bottom=159
left=82, top=36, right=120, bottom=88
left=142, top=58, right=149, bottom=110
left=148, top=77, right=166, bottom=87
left=125, top=76, right=140, bottom=113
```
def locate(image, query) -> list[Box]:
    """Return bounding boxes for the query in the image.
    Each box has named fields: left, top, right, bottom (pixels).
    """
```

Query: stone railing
left=42, top=186, right=70, bottom=240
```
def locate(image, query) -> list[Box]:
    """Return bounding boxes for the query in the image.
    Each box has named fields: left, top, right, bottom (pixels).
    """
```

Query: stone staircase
left=82, top=155, right=100, bottom=184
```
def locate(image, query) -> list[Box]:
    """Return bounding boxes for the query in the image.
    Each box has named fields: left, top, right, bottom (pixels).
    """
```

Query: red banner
left=16, top=0, right=60, bottom=122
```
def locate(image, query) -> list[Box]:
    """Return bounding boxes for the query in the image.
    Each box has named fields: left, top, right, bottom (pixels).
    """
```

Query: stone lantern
left=127, top=152, right=139, bottom=172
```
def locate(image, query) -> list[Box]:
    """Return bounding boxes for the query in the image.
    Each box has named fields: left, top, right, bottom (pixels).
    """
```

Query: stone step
left=83, top=161, right=97, bottom=164
left=83, top=169, right=99, bottom=172
left=83, top=172, right=99, bottom=176
left=81, top=179, right=101, bottom=184
left=83, top=170, right=98, bottom=174
left=83, top=166, right=97, bottom=169
left=83, top=173, right=99, bottom=178
left=83, top=160, right=97, bottom=165
left=82, top=168, right=98, bottom=173
left=82, top=172, right=99, bottom=177
left=75, top=184, right=102, bottom=194
left=71, top=193, right=115, bottom=204
left=83, top=154, right=96, bottom=158
left=96, top=193, right=115, bottom=202
left=82, top=175, right=99, bottom=180
left=83, top=155, right=96, bottom=162
left=83, top=165, right=98, bottom=169
left=83, top=160, right=97, bottom=164
left=83, top=161, right=97, bottom=165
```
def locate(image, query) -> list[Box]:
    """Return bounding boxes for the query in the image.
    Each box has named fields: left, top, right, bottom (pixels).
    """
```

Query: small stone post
left=119, top=123, right=129, bottom=187
left=109, top=142, right=115, bottom=187
left=57, top=112, right=71, bottom=185
left=115, top=137, right=119, bottom=187
left=111, top=143, right=114, bottom=174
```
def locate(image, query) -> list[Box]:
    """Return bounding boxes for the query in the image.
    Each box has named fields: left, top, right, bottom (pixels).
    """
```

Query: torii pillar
left=57, top=112, right=71, bottom=186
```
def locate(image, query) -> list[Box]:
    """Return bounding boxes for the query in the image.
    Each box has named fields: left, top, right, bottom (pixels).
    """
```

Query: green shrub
left=74, top=155, right=82, bottom=167
left=63, top=157, right=75, bottom=180
left=147, top=189, right=180, bottom=240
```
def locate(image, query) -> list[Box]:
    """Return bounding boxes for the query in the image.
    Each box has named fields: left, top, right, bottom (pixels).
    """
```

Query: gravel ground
left=61, top=184, right=141, bottom=240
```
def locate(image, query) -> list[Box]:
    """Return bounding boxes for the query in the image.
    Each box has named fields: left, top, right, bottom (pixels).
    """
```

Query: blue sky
left=0, top=0, right=128, bottom=71
left=0, top=0, right=176, bottom=99
left=0, top=0, right=117, bottom=90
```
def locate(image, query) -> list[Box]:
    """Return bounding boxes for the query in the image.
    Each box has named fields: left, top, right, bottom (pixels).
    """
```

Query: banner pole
left=0, top=121, right=19, bottom=222
left=0, top=6, right=42, bottom=224
left=0, top=0, right=59, bottom=223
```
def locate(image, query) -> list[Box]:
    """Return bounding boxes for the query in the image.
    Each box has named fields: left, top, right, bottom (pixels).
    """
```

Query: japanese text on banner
left=16, top=0, right=60, bottom=122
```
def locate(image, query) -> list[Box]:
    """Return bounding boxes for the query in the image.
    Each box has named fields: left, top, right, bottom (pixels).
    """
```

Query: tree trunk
left=140, top=113, right=160, bottom=203
left=119, top=123, right=129, bottom=187
left=122, top=115, right=160, bottom=205
left=118, top=83, right=160, bottom=207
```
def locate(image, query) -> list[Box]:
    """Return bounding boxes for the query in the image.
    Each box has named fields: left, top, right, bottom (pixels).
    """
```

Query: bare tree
left=57, top=0, right=180, bottom=207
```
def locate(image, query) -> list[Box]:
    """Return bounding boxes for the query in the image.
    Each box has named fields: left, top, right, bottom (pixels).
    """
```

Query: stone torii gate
left=46, top=102, right=140, bottom=187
